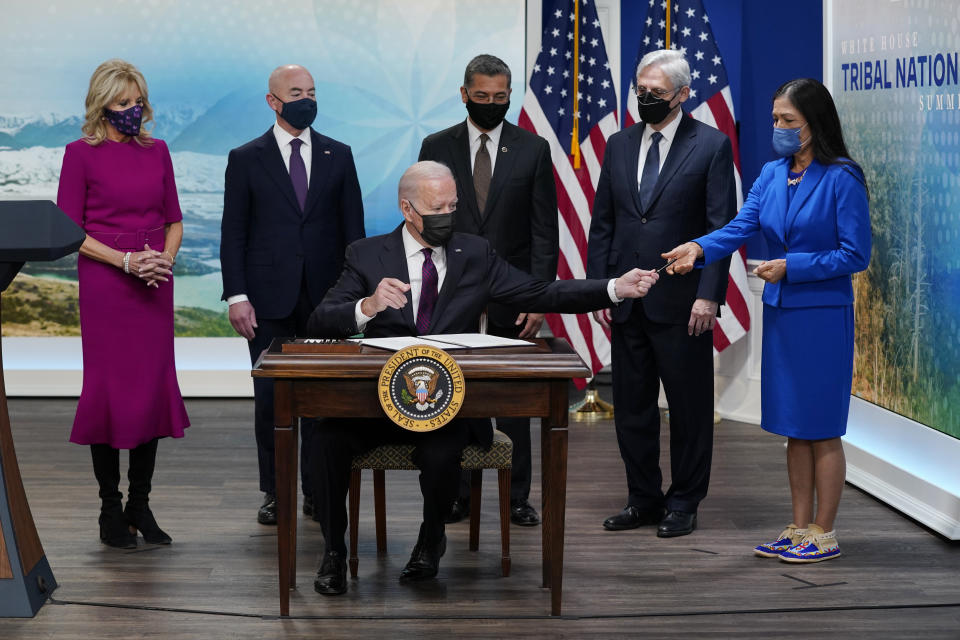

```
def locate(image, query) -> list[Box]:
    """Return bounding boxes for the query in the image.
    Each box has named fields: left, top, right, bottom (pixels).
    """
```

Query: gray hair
left=398, top=161, right=454, bottom=203
left=636, top=49, right=691, bottom=89
left=464, top=54, right=512, bottom=88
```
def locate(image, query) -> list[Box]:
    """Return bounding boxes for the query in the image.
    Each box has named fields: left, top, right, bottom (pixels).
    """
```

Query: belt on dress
left=87, top=226, right=166, bottom=251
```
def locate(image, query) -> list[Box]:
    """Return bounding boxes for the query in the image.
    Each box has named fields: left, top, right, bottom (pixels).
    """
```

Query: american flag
left=626, top=0, right=751, bottom=353
left=519, top=0, right=619, bottom=385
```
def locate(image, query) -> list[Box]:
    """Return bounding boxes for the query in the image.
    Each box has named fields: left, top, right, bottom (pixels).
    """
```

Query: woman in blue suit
left=663, top=78, right=871, bottom=563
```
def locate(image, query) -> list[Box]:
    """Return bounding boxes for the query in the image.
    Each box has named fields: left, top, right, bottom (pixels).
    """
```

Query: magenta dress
left=56, top=137, right=190, bottom=449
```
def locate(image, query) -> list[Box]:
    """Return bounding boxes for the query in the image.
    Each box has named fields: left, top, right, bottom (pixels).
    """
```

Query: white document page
left=420, top=333, right=534, bottom=348
left=348, top=336, right=465, bottom=351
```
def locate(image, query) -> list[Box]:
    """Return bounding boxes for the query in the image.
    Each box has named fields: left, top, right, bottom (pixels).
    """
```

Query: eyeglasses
left=635, top=86, right=680, bottom=100
left=467, top=91, right=510, bottom=105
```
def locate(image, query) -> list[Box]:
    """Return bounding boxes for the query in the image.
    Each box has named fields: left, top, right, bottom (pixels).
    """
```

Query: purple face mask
left=103, top=104, right=143, bottom=137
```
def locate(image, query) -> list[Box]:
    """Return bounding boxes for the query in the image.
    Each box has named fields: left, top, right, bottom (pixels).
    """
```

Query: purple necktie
left=416, top=248, right=438, bottom=335
left=289, top=138, right=308, bottom=211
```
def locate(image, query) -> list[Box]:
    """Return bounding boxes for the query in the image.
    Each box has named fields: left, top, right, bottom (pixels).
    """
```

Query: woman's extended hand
left=661, top=242, right=703, bottom=275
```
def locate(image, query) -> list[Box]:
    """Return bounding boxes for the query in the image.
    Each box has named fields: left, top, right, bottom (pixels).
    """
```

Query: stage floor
left=0, top=397, right=958, bottom=638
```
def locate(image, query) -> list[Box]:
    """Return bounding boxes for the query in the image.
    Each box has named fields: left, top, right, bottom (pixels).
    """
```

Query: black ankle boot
left=99, top=505, right=137, bottom=548
left=92, top=444, right=137, bottom=548
left=124, top=504, right=171, bottom=545
left=126, top=438, right=171, bottom=545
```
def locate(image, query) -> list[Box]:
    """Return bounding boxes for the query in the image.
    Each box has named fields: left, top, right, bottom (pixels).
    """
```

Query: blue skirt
left=760, top=303, right=855, bottom=440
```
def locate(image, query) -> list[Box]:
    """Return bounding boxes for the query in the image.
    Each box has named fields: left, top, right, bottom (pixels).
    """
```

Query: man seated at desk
left=306, top=160, right=658, bottom=595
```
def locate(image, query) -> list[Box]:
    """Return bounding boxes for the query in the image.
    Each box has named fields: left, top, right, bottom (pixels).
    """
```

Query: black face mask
left=272, top=94, right=317, bottom=130
left=466, top=98, right=510, bottom=131
left=409, top=201, right=454, bottom=247
left=636, top=91, right=678, bottom=125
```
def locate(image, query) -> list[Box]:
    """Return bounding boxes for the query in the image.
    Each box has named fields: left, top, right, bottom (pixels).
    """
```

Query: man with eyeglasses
left=418, top=54, right=559, bottom=529
left=586, top=49, right=736, bottom=538
left=220, top=64, right=365, bottom=526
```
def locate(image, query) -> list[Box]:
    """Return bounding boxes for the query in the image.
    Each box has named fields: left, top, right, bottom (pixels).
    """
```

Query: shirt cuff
left=354, top=299, right=376, bottom=331
left=227, top=294, right=249, bottom=306
left=607, top=278, right=623, bottom=303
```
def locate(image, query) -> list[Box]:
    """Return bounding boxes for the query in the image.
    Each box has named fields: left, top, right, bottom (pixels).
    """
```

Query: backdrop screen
left=827, top=0, right=960, bottom=439
left=0, top=0, right=524, bottom=337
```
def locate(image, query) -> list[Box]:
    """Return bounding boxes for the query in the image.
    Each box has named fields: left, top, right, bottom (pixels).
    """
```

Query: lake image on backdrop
left=0, top=0, right=524, bottom=337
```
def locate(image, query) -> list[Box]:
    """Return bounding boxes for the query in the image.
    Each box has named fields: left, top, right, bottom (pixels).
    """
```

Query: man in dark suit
left=586, top=50, right=736, bottom=538
left=418, top=54, right=558, bottom=527
left=307, top=161, right=657, bottom=595
left=220, top=64, right=365, bottom=525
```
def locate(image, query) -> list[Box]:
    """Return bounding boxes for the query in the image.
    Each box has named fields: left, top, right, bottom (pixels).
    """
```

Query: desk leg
left=274, top=381, right=296, bottom=616
left=547, top=425, right=568, bottom=616
left=542, top=380, right=569, bottom=616
left=540, top=420, right=552, bottom=589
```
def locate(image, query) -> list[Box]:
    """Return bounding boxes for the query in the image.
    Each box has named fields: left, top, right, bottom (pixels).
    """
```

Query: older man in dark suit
left=220, top=64, right=365, bottom=525
left=307, top=161, right=657, bottom=595
left=418, top=54, right=558, bottom=526
left=587, top=50, right=736, bottom=538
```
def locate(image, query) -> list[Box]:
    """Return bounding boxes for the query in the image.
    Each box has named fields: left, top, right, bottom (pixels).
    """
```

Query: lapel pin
left=501, top=146, right=508, bottom=153
left=454, top=248, right=462, bottom=253
left=323, top=150, right=331, bottom=155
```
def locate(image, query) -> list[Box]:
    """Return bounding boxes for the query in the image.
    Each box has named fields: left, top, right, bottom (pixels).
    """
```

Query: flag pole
left=666, top=0, right=671, bottom=48
left=570, top=0, right=581, bottom=168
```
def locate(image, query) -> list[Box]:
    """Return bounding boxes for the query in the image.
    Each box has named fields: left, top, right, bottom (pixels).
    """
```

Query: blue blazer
left=697, top=157, right=871, bottom=308
left=220, top=128, right=365, bottom=319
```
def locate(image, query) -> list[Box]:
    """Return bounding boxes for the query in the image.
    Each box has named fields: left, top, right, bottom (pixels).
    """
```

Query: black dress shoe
left=602, top=505, right=665, bottom=531
left=657, top=510, right=697, bottom=538
left=399, top=534, right=447, bottom=582
left=258, top=493, right=277, bottom=525
left=125, top=504, right=172, bottom=545
left=99, top=507, right=137, bottom=549
left=314, top=550, right=347, bottom=595
left=510, top=499, right=541, bottom=526
left=444, top=497, right=470, bottom=524
left=302, top=495, right=314, bottom=518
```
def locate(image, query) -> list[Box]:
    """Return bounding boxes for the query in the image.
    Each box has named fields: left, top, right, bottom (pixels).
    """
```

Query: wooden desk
left=253, top=338, right=589, bottom=616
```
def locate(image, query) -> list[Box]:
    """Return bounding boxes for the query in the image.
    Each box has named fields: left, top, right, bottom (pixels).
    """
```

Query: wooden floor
left=0, top=397, right=958, bottom=639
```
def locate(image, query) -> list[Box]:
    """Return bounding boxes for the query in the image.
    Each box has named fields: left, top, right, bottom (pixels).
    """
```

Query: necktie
left=473, top=132, right=491, bottom=215
left=289, top=138, right=308, bottom=211
left=638, top=131, right=663, bottom=211
left=416, top=248, right=438, bottom=335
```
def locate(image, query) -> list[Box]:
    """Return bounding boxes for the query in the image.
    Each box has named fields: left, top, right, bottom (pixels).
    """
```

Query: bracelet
left=122, top=252, right=132, bottom=274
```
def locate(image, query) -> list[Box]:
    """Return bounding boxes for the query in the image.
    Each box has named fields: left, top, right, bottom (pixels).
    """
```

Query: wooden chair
left=348, top=429, right=513, bottom=578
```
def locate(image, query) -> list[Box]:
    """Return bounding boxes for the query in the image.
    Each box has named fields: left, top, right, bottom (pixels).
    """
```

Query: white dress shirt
left=466, top=118, right=504, bottom=174
left=227, top=123, right=313, bottom=306
left=354, top=225, right=623, bottom=330
left=354, top=225, right=448, bottom=330
left=636, top=110, right=684, bottom=188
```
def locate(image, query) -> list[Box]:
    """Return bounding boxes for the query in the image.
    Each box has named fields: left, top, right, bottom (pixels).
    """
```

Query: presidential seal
left=378, top=345, right=466, bottom=432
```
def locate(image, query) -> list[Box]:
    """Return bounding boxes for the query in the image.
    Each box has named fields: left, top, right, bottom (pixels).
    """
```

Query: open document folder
left=342, top=333, right=535, bottom=351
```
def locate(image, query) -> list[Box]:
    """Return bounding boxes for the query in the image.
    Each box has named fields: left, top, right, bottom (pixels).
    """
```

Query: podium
left=0, top=200, right=85, bottom=616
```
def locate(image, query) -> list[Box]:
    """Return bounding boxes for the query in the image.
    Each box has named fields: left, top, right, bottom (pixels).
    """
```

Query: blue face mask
left=772, top=123, right=808, bottom=157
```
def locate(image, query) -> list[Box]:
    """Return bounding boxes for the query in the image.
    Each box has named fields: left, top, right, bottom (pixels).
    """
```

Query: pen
left=654, top=257, right=678, bottom=273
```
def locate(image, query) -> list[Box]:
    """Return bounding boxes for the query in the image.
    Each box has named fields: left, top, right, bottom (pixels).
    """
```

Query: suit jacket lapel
left=626, top=124, right=644, bottom=214
left=772, top=160, right=789, bottom=243
left=382, top=226, right=417, bottom=333
left=303, top=129, right=332, bottom=219
left=448, top=123, right=482, bottom=228
left=647, top=114, right=696, bottom=210
left=256, top=128, right=301, bottom=214
left=429, top=235, right=466, bottom=334
left=784, top=160, right=825, bottom=236
left=480, top=122, right=519, bottom=227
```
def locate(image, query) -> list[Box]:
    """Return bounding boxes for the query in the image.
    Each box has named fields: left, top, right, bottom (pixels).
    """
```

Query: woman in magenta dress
left=56, top=59, right=190, bottom=548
